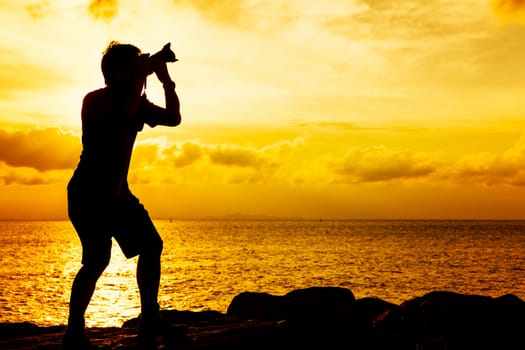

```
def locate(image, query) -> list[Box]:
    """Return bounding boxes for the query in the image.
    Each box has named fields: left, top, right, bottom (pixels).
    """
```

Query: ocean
left=0, top=220, right=524, bottom=328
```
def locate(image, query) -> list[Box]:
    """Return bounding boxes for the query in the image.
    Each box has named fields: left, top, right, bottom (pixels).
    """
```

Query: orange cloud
left=208, top=145, right=264, bottom=168
left=157, top=139, right=302, bottom=169
left=129, top=137, right=305, bottom=185
left=331, top=137, right=525, bottom=186
left=334, top=146, right=438, bottom=183
left=491, top=0, right=525, bottom=22
left=159, top=141, right=205, bottom=168
left=174, top=142, right=204, bottom=167
left=88, top=0, right=118, bottom=21
left=0, top=162, right=66, bottom=185
left=451, top=136, right=525, bottom=186
left=0, top=128, right=79, bottom=171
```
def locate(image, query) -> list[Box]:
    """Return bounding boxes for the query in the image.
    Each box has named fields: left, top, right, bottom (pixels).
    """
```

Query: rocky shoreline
left=1, top=287, right=524, bottom=349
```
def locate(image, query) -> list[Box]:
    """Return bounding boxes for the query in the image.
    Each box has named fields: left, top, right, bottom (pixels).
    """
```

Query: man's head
left=101, top=41, right=152, bottom=87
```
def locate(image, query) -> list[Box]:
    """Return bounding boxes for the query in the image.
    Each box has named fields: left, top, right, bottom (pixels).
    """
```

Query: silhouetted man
left=63, top=42, right=184, bottom=349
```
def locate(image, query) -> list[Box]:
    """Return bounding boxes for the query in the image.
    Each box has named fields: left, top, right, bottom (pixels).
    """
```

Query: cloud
left=7, top=123, right=525, bottom=190
left=0, top=162, right=66, bottom=185
left=175, top=142, right=204, bottom=167
left=0, top=128, right=79, bottom=171
left=491, top=0, right=525, bottom=22
left=0, top=52, right=70, bottom=99
left=332, top=137, right=525, bottom=186
left=88, top=0, right=119, bottom=21
left=128, top=138, right=279, bottom=177
left=152, top=141, right=201, bottom=168
left=334, top=146, right=438, bottom=183
left=25, top=1, right=51, bottom=20
left=172, top=0, right=250, bottom=26
left=295, top=121, right=378, bottom=132
left=156, top=138, right=305, bottom=170
left=171, top=0, right=367, bottom=31
left=24, top=0, right=118, bottom=22
left=208, top=145, right=263, bottom=167
left=130, top=136, right=306, bottom=185
left=450, top=136, right=525, bottom=186
left=340, top=0, right=479, bottom=38
left=140, top=139, right=269, bottom=170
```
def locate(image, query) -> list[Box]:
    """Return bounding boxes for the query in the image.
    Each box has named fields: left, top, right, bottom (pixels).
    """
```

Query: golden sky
left=2, top=0, right=525, bottom=219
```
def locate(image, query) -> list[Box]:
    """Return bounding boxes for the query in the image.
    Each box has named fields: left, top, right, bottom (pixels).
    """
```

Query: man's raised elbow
left=168, top=113, right=182, bottom=126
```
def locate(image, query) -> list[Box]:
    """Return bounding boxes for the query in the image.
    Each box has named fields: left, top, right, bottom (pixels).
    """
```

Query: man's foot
left=138, top=311, right=188, bottom=344
left=62, top=328, right=95, bottom=350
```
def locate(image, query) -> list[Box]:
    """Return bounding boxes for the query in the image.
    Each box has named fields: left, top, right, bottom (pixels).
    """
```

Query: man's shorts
left=68, top=192, right=163, bottom=265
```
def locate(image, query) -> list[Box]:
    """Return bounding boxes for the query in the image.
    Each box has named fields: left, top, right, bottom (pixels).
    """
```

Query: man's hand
left=151, top=58, right=172, bottom=85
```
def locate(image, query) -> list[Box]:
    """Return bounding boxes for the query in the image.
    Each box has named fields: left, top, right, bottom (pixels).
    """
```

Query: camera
left=151, top=43, right=178, bottom=63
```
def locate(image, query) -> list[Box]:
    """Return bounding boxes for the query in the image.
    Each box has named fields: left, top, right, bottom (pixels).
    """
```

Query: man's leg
left=115, top=196, right=188, bottom=343
left=136, top=242, right=187, bottom=345
left=64, top=237, right=111, bottom=350
left=68, top=256, right=110, bottom=329
left=136, top=243, right=163, bottom=315
left=115, top=196, right=164, bottom=315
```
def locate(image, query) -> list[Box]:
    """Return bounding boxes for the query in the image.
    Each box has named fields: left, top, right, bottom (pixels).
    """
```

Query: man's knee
left=142, top=237, right=163, bottom=257
left=82, top=250, right=111, bottom=276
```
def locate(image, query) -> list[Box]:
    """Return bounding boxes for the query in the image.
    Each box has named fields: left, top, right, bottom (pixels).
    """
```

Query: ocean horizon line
left=2, top=216, right=525, bottom=222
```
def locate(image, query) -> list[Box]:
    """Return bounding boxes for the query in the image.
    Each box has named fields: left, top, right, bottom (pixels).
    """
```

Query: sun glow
left=2, top=0, right=525, bottom=219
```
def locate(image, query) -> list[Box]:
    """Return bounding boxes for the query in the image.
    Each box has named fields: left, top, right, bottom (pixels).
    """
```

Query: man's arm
left=152, top=58, right=181, bottom=127
left=160, top=80, right=181, bottom=126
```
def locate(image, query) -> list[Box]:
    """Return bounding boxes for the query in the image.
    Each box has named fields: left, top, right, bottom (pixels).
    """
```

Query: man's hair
left=101, top=41, right=141, bottom=86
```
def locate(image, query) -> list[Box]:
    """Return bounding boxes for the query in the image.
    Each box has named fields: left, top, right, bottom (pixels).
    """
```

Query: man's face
left=134, top=53, right=154, bottom=80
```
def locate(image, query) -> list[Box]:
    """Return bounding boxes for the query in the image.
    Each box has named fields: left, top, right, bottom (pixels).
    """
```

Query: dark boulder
left=350, top=297, right=397, bottom=333
left=227, top=287, right=356, bottom=323
left=227, top=287, right=369, bottom=349
left=372, top=291, right=525, bottom=350
left=226, top=291, right=283, bottom=321
left=281, top=286, right=356, bottom=326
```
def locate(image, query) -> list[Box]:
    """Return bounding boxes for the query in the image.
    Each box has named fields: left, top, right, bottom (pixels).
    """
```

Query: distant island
left=159, top=214, right=305, bottom=221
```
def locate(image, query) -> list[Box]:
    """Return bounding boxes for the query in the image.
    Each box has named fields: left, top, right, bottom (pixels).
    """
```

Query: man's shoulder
left=81, top=88, right=110, bottom=120
left=82, top=88, right=110, bottom=109
left=84, top=88, right=106, bottom=100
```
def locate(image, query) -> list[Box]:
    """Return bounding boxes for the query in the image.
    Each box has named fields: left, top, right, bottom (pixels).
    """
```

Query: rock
left=1, top=288, right=524, bottom=350
left=227, top=287, right=363, bottom=349
left=226, top=291, right=283, bottom=321
left=372, top=291, right=525, bottom=350
left=227, top=286, right=356, bottom=323
left=281, top=287, right=356, bottom=324
left=349, top=297, right=397, bottom=335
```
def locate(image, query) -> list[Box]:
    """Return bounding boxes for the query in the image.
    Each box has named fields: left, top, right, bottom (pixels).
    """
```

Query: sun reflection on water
left=83, top=242, right=140, bottom=327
